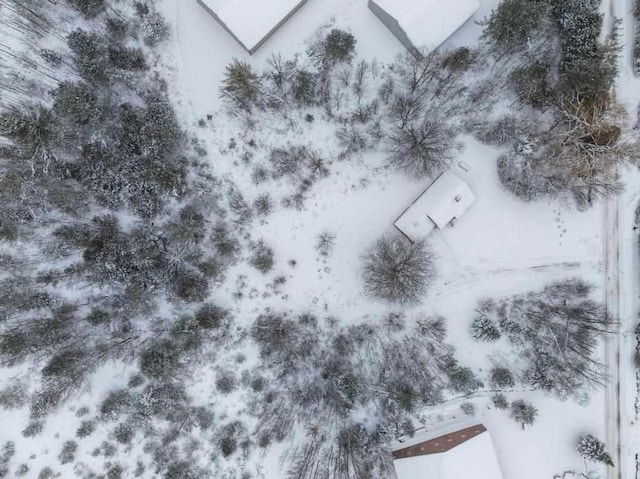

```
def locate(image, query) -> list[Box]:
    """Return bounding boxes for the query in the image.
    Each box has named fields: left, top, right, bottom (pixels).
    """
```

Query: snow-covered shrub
left=491, top=393, right=509, bottom=410
left=76, top=420, right=96, bottom=438
left=269, top=146, right=308, bottom=179
left=0, top=381, right=25, bottom=410
left=447, top=363, right=484, bottom=394
left=577, top=434, right=614, bottom=466
left=105, top=464, right=123, bottom=479
left=510, top=62, right=555, bottom=108
left=250, top=241, right=275, bottom=274
left=53, top=81, right=104, bottom=125
left=164, top=461, right=198, bottom=479
left=67, top=0, right=105, bottom=18
left=510, top=399, right=538, bottom=429
left=40, top=49, right=62, bottom=67
left=58, top=440, right=77, bottom=464
left=113, top=423, right=134, bottom=444
left=216, top=371, right=237, bottom=394
left=362, top=235, right=436, bottom=305
left=490, top=367, right=515, bottom=388
left=38, top=467, right=54, bottom=479
left=67, top=29, right=109, bottom=83
left=106, top=17, right=129, bottom=40
left=0, top=106, right=58, bottom=155
left=139, top=340, right=181, bottom=380
left=99, top=389, right=132, bottom=419
left=254, top=193, right=273, bottom=217
left=108, top=45, right=147, bottom=71
left=470, top=316, right=501, bottom=342
left=212, top=223, right=240, bottom=260
left=217, top=421, right=246, bottom=458
left=460, top=402, right=475, bottom=416
left=441, top=47, right=478, bottom=72
left=472, top=116, right=522, bottom=146
left=169, top=270, right=209, bottom=303
left=195, top=303, right=230, bottom=331
left=22, top=421, right=43, bottom=438
left=496, top=152, right=550, bottom=202
left=141, top=12, right=169, bottom=47
left=386, top=118, right=456, bottom=178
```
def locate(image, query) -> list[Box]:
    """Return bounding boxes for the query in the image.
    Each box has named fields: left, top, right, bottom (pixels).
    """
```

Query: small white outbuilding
left=368, top=0, right=480, bottom=54
left=391, top=423, right=504, bottom=479
left=198, top=0, right=308, bottom=55
left=394, top=171, right=475, bottom=242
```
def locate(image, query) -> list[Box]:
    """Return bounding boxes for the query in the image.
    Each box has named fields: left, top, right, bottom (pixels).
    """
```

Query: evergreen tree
left=470, top=316, right=501, bottom=342
left=510, top=399, right=538, bottom=429
left=577, top=434, right=614, bottom=466
left=220, top=59, right=262, bottom=112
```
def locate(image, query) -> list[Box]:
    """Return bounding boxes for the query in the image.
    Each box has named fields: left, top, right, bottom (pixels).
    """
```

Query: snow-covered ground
left=0, top=0, right=628, bottom=477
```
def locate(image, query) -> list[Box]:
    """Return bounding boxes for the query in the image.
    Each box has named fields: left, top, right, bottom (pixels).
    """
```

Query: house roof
left=199, top=0, right=306, bottom=53
left=372, top=0, right=479, bottom=51
left=392, top=424, right=503, bottom=479
left=394, top=172, right=476, bottom=242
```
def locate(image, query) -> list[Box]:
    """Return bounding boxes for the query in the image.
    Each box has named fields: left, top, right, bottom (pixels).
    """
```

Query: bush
left=67, top=0, right=105, bottom=17
left=254, top=194, right=273, bottom=217
left=387, top=119, right=456, bottom=177
left=106, top=17, right=129, bottom=40
left=362, top=235, right=436, bottom=305
left=195, top=303, right=229, bottom=330
left=99, top=389, right=132, bottom=418
left=165, top=461, right=198, bottom=479
left=76, top=420, right=96, bottom=438
left=490, top=367, right=515, bottom=388
left=22, top=421, right=44, bottom=437
left=108, top=46, right=147, bottom=70
left=510, top=63, right=555, bottom=108
left=106, top=464, right=123, bottom=479
left=219, top=436, right=237, bottom=458
left=139, top=340, right=181, bottom=380
left=0, top=381, right=26, bottom=409
left=142, top=12, right=170, bottom=46
left=460, top=402, right=475, bottom=416
left=52, top=82, right=103, bottom=125
left=250, top=241, right=275, bottom=274
left=323, top=29, right=356, bottom=64
left=170, top=270, right=209, bottom=302
left=470, top=316, right=501, bottom=342
left=58, top=440, right=77, bottom=464
left=491, top=393, right=509, bottom=409
left=114, top=423, right=134, bottom=444
left=67, top=29, right=109, bottom=83
left=216, top=372, right=237, bottom=394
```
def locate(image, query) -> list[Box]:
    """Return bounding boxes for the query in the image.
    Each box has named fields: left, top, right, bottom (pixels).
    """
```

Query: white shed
left=198, top=0, right=308, bottom=55
left=392, top=423, right=504, bottom=479
left=394, top=172, right=475, bottom=242
left=368, top=0, right=480, bottom=54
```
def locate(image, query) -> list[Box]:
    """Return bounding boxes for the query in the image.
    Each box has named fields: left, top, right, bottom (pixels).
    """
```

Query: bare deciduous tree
left=362, top=235, right=436, bottom=305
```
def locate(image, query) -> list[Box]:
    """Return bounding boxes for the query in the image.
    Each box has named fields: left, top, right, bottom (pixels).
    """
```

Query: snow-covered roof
left=394, top=172, right=476, bottom=242
left=392, top=424, right=504, bottom=479
left=198, top=0, right=307, bottom=54
left=372, top=0, right=480, bottom=51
